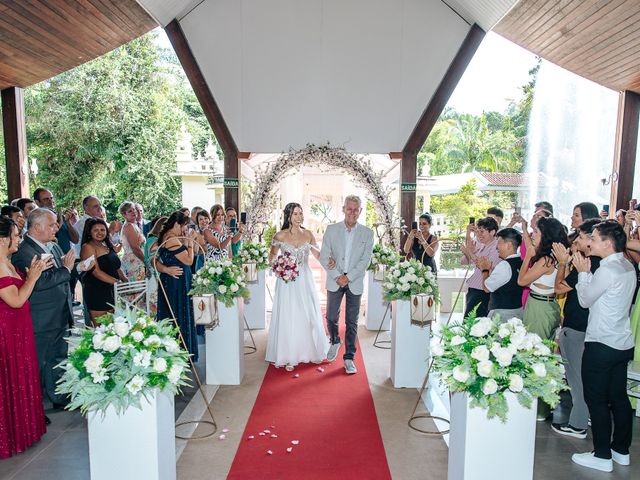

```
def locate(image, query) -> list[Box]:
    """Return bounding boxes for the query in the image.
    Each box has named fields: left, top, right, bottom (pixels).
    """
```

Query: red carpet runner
left=227, top=326, right=392, bottom=479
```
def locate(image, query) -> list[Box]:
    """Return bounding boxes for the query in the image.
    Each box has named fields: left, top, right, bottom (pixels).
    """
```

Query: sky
left=446, top=32, right=539, bottom=115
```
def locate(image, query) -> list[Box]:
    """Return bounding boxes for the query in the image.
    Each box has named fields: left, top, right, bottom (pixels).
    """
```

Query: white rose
left=507, top=317, right=523, bottom=328
left=471, top=345, right=490, bottom=362
left=153, top=357, right=168, bottom=373
left=452, top=365, right=470, bottom=383
left=196, top=277, right=203, bottom=284
left=476, top=360, right=493, bottom=378
left=450, top=335, right=466, bottom=346
left=393, top=269, right=401, bottom=277
left=125, top=375, right=146, bottom=394
left=498, top=324, right=511, bottom=338
left=401, top=283, right=411, bottom=292
left=167, top=365, right=183, bottom=384
left=91, top=368, right=109, bottom=384
left=230, top=283, right=239, bottom=293
left=215, top=267, right=223, bottom=275
left=384, top=282, right=394, bottom=289
left=493, top=347, right=513, bottom=367
left=162, top=338, right=180, bottom=353
left=218, top=285, right=228, bottom=294
left=92, top=333, right=106, bottom=350
left=532, top=363, right=547, bottom=377
left=102, top=335, right=122, bottom=353
left=509, top=374, right=524, bottom=393
left=143, top=335, right=162, bottom=347
left=113, top=321, right=130, bottom=338
left=84, top=352, right=104, bottom=374
left=131, top=331, right=144, bottom=342
left=431, top=342, right=444, bottom=357
left=470, top=318, right=493, bottom=337
left=114, top=316, right=127, bottom=324
left=534, top=343, right=551, bottom=356
left=416, top=277, right=425, bottom=285
left=133, top=350, right=152, bottom=368
left=208, top=267, right=215, bottom=274
left=482, top=378, right=498, bottom=395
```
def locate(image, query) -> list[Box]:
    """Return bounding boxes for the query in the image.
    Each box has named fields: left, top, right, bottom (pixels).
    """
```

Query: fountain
left=525, top=60, right=618, bottom=225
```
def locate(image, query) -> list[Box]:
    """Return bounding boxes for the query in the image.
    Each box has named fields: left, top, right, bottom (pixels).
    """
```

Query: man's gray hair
left=27, top=207, right=55, bottom=230
left=343, top=195, right=362, bottom=208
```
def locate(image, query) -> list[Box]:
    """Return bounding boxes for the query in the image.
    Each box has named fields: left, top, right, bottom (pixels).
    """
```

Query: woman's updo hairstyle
left=0, top=215, right=17, bottom=249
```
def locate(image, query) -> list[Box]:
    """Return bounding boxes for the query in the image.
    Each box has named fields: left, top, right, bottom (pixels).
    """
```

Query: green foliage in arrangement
left=381, top=259, right=439, bottom=303
left=367, top=243, right=401, bottom=271
left=235, top=241, right=270, bottom=271
left=190, top=258, right=250, bottom=306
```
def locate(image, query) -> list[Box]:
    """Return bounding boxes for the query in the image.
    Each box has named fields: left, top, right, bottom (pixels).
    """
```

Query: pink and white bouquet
left=271, top=251, right=300, bottom=283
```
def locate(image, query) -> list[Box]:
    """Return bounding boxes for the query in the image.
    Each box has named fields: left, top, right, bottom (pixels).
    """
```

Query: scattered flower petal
left=218, top=434, right=226, bottom=440
left=271, top=434, right=278, bottom=438
left=258, top=432, right=266, bottom=436
left=286, top=447, right=293, bottom=453
left=317, top=367, right=325, bottom=372
left=222, top=428, right=230, bottom=433
left=264, top=429, right=271, bottom=434
left=247, top=435, right=254, bottom=440
left=270, top=425, right=276, bottom=428
left=291, top=440, right=300, bottom=445
left=266, top=450, right=273, bottom=455
left=293, top=374, right=300, bottom=378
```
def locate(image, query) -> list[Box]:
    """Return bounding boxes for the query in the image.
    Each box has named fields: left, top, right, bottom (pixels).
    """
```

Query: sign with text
left=223, top=178, right=240, bottom=189
left=400, top=183, right=416, bottom=193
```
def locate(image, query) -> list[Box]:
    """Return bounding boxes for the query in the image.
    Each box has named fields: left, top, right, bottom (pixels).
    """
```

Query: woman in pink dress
left=0, top=216, right=48, bottom=459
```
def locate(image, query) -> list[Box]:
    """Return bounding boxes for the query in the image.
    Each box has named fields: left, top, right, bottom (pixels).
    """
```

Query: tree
left=429, top=180, right=490, bottom=238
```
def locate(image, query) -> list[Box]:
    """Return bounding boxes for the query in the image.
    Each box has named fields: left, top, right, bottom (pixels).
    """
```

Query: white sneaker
left=612, top=449, right=630, bottom=466
left=571, top=452, right=613, bottom=472
left=327, top=342, right=341, bottom=362
left=344, top=359, right=357, bottom=375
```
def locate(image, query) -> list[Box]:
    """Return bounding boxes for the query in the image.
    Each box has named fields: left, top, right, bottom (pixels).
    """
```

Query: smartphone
left=603, top=204, right=610, bottom=214
left=631, top=199, right=638, bottom=210
left=514, top=206, right=522, bottom=215
left=229, top=218, right=237, bottom=232
left=469, top=217, right=475, bottom=224
left=411, top=221, right=418, bottom=230
left=40, top=253, right=53, bottom=261
left=240, top=211, right=247, bottom=224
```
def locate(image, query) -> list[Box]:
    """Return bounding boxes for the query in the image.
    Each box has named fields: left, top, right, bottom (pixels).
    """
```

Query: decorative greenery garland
left=244, top=144, right=401, bottom=248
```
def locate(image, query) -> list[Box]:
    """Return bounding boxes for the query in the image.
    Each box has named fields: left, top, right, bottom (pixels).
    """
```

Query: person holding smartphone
left=403, top=213, right=438, bottom=274
left=225, top=207, right=244, bottom=257
left=205, top=204, right=232, bottom=261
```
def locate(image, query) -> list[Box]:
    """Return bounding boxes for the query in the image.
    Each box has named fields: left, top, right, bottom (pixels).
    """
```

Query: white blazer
left=319, top=222, right=374, bottom=295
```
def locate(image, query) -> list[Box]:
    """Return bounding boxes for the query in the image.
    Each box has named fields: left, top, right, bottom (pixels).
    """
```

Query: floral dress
left=121, top=221, right=146, bottom=281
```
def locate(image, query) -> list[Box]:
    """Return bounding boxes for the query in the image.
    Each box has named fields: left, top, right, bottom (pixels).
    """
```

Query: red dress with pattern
left=0, top=275, right=46, bottom=459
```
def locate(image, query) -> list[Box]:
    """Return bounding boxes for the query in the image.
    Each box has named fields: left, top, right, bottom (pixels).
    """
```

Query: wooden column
left=1, top=87, right=29, bottom=201
left=610, top=90, right=640, bottom=212
left=164, top=20, right=240, bottom=211
left=400, top=24, right=485, bottom=244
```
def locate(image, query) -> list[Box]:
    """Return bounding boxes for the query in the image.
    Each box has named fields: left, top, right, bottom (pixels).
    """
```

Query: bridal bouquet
left=236, top=241, right=270, bottom=270
left=190, top=259, right=250, bottom=306
left=431, top=312, right=566, bottom=421
left=272, top=251, right=299, bottom=283
left=56, top=308, right=190, bottom=415
left=381, top=259, right=439, bottom=302
left=367, top=243, right=400, bottom=271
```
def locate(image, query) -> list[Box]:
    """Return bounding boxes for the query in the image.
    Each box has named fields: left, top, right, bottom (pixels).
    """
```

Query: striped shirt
left=463, top=238, right=501, bottom=290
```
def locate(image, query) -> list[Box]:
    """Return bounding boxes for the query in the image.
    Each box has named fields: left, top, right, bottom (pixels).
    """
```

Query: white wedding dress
left=266, top=241, right=329, bottom=367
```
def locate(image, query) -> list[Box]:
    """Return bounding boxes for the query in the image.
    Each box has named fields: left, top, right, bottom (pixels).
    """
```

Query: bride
left=266, top=202, right=330, bottom=371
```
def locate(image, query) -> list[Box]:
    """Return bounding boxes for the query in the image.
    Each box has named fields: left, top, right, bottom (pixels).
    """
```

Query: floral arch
left=244, top=144, right=401, bottom=248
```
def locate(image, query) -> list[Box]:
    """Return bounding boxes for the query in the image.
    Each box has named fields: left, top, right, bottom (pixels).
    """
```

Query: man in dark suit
left=12, top=208, right=77, bottom=408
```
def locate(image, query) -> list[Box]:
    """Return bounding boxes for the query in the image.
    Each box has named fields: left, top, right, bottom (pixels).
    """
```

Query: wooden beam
left=164, top=19, right=241, bottom=211
left=610, top=90, right=640, bottom=212
left=400, top=24, right=485, bottom=243
left=1, top=87, right=29, bottom=201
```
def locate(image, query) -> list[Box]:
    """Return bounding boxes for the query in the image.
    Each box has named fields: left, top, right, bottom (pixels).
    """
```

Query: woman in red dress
left=0, top=216, right=48, bottom=459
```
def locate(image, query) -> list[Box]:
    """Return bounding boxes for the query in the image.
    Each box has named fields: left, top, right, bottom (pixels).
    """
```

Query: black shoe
left=551, top=422, right=587, bottom=439
left=72, top=301, right=81, bottom=307
left=45, top=415, right=51, bottom=425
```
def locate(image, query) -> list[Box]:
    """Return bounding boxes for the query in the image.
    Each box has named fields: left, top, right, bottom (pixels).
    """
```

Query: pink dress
left=0, top=275, right=46, bottom=459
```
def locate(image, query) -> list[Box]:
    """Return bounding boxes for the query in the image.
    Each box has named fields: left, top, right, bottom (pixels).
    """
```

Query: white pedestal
left=390, top=299, right=430, bottom=388
left=88, top=389, right=175, bottom=480
left=365, top=272, right=390, bottom=330
left=205, top=299, right=244, bottom=385
left=448, top=392, right=537, bottom=480
left=244, top=270, right=266, bottom=329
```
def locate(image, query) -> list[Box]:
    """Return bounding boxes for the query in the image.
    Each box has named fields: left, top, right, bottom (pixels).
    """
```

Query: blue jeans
left=326, top=286, right=361, bottom=360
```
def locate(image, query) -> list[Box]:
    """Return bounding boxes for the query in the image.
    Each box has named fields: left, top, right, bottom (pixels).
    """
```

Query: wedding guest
left=403, top=213, right=438, bottom=274
left=225, top=207, right=244, bottom=257
left=461, top=217, right=500, bottom=317
left=74, top=196, right=103, bottom=255
left=97, top=206, right=122, bottom=250
left=135, top=203, right=151, bottom=237
left=570, top=202, right=600, bottom=230
left=156, top=211, right=198, bottom=360
left=33, top=188, right=80, bottom=253
left=1, top=206, right=25, bottom=234
left=189, top=206, right=204, bottom=229
left=205, top=204, right=232, bottom=261
left=80, top=218, right=127, bottom=325
left=144, top=216, right=166, bottom=315
left=550, top=218, right=601, bottom=440
left=179, top=207, right=190, bottom=217
left=615, top=209, right=627, bottom=226
left=478, top=227, right=523, bottom=320
left=15, top=198, right=36, bottom=217
left=0, top=216, right=48, bottom=458
left=571, top=221, right=635, bottom=473
left=486, top=207, right=504, bottom=227
left=194, top=210, right=210, bottom=271
left=12, top=208, right=77, bottom=410
left=119, top=201, right=146, bottom=282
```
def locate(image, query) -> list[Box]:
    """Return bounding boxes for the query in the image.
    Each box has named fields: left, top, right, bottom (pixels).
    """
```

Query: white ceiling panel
left=173, top=0, right=474, bottom=153
left=444, top=0, right=520, bottom=31
left=136, top=0, right=202, bottom=26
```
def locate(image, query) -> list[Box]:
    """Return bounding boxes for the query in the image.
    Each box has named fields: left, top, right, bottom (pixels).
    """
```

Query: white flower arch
left=244, top=144, right=400, bottom=248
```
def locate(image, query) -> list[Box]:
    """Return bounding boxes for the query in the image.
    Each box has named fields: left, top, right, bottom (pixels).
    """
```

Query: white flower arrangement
left=431, top=312, right=566, bottom=421
left=367, top=243, right=400, bottom=271
left=381, top=258, right=439, bottom=302
left=56, top=308, right=190, bottom=415
left=190, top=258, right=250, bottom=307
left=243, top=144, right=402, bottom=248
left=236, top=241, right=270, bottom=270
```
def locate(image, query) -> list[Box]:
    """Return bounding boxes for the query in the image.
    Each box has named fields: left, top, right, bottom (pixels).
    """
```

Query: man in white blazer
left=320, top=195, right=374, bottom=374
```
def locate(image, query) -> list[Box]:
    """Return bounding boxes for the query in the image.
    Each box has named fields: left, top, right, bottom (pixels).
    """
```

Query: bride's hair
left=281, top=202, right=303, bottom=231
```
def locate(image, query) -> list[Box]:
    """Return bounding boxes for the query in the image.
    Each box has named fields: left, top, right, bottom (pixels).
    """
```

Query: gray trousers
left=34, top=328, right=69, bottom=404
left=326, top=286, right=361, bottom=360
left=488, top=307, right=523, bottom=322
left=559, top=327, right=589, bottom=429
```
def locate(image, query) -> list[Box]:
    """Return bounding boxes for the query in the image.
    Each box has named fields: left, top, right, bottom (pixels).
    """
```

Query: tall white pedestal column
left=448, top=392, right=536, bottom=480
left=88, top=389, right=176, bottom=480
left=390, top=299, right=430, bottom=388
left=245, top=270, right=266, bottom=329
left=365, top=272, right=390, bottom=330
left=205, top=299, right=244, bottom=385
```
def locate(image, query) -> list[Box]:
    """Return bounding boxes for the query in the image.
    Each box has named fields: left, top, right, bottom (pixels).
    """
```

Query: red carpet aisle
left=227, top=331, right=392, bottom=479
